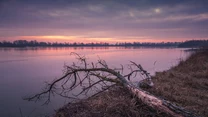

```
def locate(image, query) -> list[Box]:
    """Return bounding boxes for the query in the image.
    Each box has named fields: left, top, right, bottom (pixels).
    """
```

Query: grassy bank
left=145, top=50, right=208, bottom=116
left=55, top=50, right=208, bottom=117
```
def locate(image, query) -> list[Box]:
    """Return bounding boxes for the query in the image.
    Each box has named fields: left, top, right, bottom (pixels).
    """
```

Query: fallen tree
left=25, top=53, right=199, bottom=117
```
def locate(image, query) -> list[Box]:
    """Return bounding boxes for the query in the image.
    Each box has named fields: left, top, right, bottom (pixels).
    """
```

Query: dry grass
left=55, top=50, right=208, bottom=117
left=54, top=86, right=170, bottom=117
left=146, top=50, right=208, bottom=116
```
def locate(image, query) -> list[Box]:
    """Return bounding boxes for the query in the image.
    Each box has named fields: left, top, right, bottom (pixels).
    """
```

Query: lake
left=0, top=47, right=190, bottom=117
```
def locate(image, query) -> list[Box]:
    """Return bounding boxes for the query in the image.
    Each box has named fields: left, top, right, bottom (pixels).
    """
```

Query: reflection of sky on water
left=0, top=47, right=190, bottom=117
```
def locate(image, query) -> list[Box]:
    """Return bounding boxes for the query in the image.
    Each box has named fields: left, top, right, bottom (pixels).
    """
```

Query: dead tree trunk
left=24, top=53, right=199, bottom=117
left=108, top=70, right=198, bottom=117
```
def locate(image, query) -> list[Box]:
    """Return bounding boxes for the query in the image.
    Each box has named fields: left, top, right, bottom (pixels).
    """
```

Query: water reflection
left=0, top=47, right=190, bottom=117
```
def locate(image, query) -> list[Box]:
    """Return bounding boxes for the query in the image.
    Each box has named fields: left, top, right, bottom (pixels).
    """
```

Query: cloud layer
left=0, top=0, right=208, bottom=42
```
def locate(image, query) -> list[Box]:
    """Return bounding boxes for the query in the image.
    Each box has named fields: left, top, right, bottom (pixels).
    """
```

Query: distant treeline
left=0, top=39, right=207, bottom=48
left=178, top=40, right=208, bottom=48
left=0, top=40, right=180, bottom=47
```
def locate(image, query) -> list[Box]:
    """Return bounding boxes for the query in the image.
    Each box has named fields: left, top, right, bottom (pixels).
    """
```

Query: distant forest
left=178, top=40, right=208, bottom=48
left=0, top=39, right=207, bottom=48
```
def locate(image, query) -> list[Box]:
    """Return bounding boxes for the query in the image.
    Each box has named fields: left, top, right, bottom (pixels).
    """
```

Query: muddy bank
left=55, top=50, right=208, bottom=117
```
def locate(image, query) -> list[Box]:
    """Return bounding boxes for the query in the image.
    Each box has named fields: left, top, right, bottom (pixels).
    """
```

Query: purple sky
left=0, top=0, right=208, bottom=43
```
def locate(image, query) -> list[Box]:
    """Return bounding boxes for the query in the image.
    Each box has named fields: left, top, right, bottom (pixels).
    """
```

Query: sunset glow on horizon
left=17, top=35, right=182, bottom=43
left=0, top=0, right=207, bottom=43
left=0, top=35, right=196, bottom=44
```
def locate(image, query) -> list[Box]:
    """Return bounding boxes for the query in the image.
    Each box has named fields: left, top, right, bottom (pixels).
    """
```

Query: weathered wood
left=116, top=73, right=199, bottom=117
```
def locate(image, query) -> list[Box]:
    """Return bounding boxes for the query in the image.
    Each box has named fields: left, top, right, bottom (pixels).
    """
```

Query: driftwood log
left=25, top=53, right=199, bottom=117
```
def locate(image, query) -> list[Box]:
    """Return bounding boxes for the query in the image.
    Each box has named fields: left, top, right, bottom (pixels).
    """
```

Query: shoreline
left=54, top=50, right=208, bottom=117
left=145, top=50, right=208, bottom=116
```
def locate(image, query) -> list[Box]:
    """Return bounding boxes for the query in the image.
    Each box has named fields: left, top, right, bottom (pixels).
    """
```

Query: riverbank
left=55, top=50, right=208, bottom=117
left=146, top=50, right=208, bottom=116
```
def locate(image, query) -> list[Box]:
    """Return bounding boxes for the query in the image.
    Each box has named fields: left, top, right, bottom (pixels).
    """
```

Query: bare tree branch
left=24, top=53, right=199, bottom=117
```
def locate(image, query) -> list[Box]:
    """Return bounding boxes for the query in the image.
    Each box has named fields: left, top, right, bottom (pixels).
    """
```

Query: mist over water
left=0, top=47, right=190, bottom=117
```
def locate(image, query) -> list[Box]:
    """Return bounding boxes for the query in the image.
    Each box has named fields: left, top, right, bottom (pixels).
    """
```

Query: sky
left=0, top=0, right=208, bottom=43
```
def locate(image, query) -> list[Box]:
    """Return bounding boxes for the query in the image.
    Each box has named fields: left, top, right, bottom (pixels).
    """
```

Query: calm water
left=0, top=47, right=190, bottom=117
